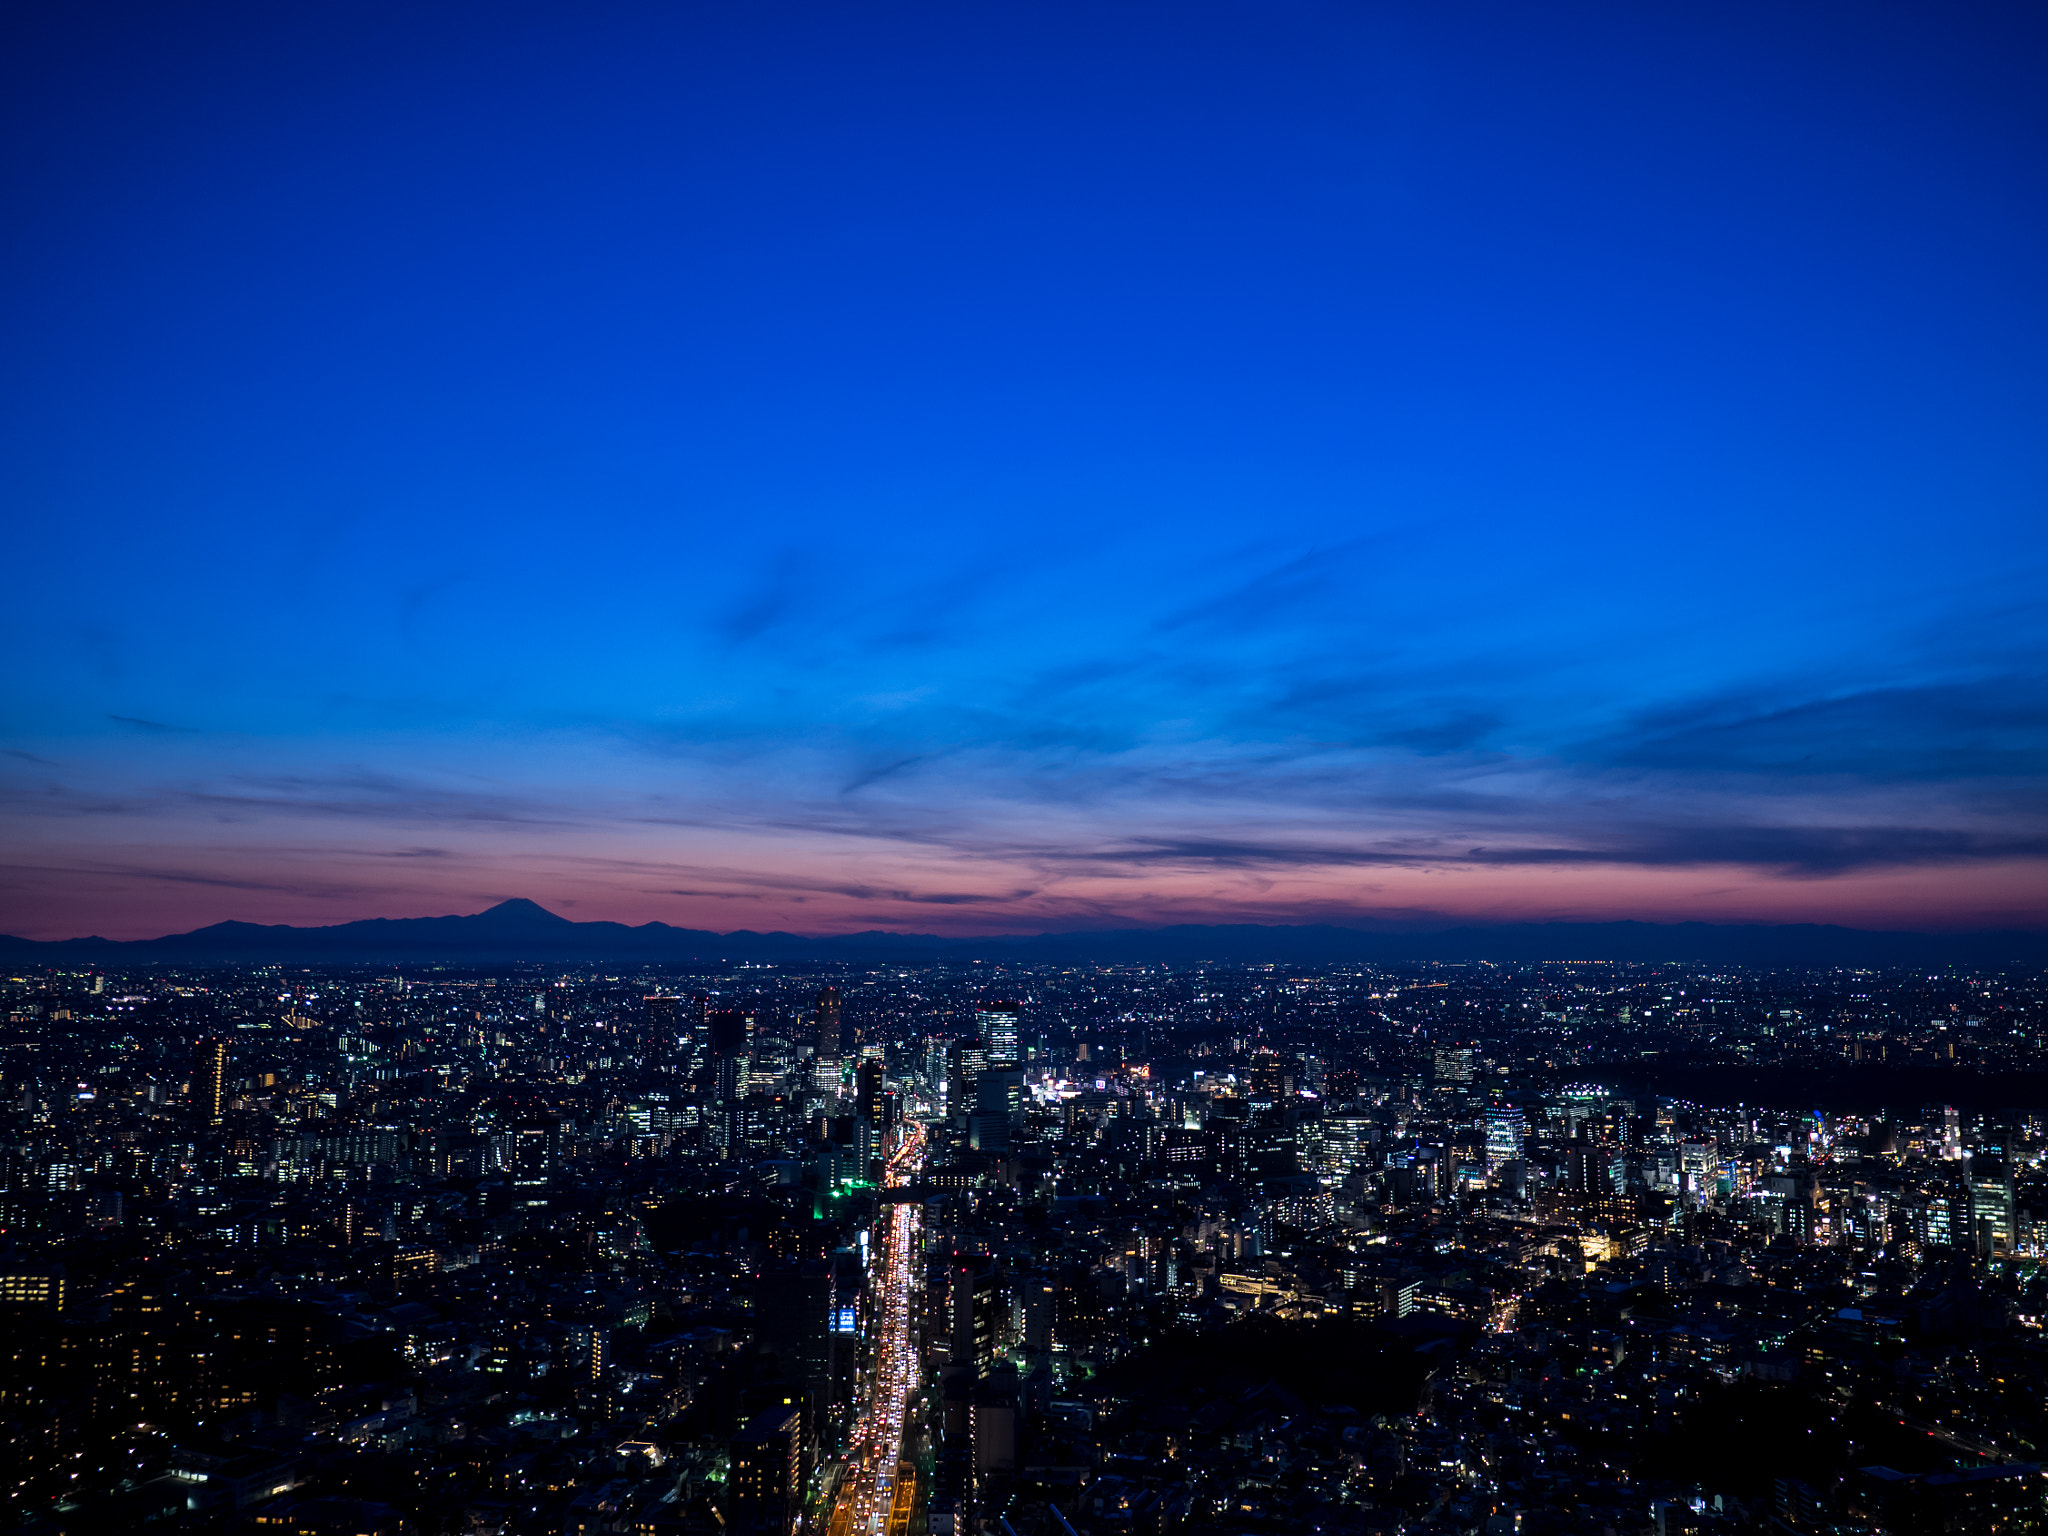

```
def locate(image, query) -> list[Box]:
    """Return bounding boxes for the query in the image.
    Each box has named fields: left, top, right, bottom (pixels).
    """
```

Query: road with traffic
left=828, top=1122, right=926, bottom=1536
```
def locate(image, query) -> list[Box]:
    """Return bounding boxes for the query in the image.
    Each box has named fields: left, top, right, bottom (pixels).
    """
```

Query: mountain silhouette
left=0, top=902, right=2041, bottom=967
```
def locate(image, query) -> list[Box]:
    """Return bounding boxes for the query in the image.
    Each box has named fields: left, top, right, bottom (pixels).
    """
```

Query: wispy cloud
left=0, top=860, right=360, bottom=898
left=1598, top=674, right=2048, bottom=782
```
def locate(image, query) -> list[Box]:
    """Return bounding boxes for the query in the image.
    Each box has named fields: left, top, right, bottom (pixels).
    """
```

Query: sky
left=3, top=0, right=2046, bottom=941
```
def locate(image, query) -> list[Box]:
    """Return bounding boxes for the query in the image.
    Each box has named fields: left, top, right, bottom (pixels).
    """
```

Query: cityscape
left=6, top=2, right=2047, bottom=1535
left=5, top=950, right=2048, bottom=1534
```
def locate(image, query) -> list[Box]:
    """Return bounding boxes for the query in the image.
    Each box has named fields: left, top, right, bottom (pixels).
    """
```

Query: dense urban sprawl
left=4, top=959, right=2047, bottom=1536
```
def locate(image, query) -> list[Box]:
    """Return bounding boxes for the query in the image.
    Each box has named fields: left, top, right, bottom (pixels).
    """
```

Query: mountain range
left=1, top=898, right=2042, bottom=968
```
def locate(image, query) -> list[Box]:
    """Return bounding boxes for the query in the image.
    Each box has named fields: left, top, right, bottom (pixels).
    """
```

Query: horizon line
left=6, top=895, right=2048, bottom=948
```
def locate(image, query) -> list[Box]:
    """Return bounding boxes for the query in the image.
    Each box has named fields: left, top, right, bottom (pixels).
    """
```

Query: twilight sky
left=3, top=0, right=2046, bottom=941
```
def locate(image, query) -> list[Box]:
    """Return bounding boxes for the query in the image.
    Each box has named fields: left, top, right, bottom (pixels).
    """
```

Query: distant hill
left=0, top=898, right=2042, bottom=968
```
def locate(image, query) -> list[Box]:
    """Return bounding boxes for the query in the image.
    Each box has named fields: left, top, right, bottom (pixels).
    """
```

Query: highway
left=829, top=1121, right=926, bottom=1536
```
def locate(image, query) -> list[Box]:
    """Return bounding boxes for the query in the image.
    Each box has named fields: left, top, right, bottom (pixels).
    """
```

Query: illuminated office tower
left=508, top=1122, right=560, bottom=1187
left=1680, top=1140, right=1717, bottom=1207
left=970, top=1065, right=1024, bottom=1153
left=193, top=1038, right=229, bottom=1127
left=1943, top=1105, right=1963, bottom=1160
left=1566, top=1138, right=1623, bottom=1196
left=1432, top=1046, right=1474, bottom=1085
left=1321, top=1113, right=1374, bottom=1181
left=1969, top=1153, right=2015, bottom=1257
left=716, top=1011, right=757, bottom=1105
left=813, top=987, right=844, bottom=1094
left=643, top=995, right=684, bottom=1070
left=0, top=1269, right=66, bottom=1311
left=707, top=1010, right=754, bottom=1098
left=948, top=1256, right=1002, bottom=1380
left=976, top=1003, right=1021, bottom=1065
left=1245, top=1051, right=1292, bottom=1103
left=856, top=1058, right=884, bottom=1128
left=948, top=1040, right=988, bottom=1126
left=814, top=986, right=843, bottom=1059
left=701, top=1009, right=755, bottom=1158
left=1484, top=1104, right=1527, bottom=1175
left=1920, top=1195, right=1956, bottom=1249
left=728, top=1408, right=803, bottom=1536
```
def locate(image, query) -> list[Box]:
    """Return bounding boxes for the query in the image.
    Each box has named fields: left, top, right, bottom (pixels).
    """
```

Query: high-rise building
left=923, top=1036, right=951, bottom=1095
left=1319, top=1114, right=1374, bottom=1181
left=0, top=1268, right=67, bottom=1312
left=1920, top=1194, right=1956, bottom=1249
left=1566, top=1139, right=1622, bottom=1196
left=949, top=1256, right=1002, bottom=1380
left=721, top=1094, right=775, bottom=1162
left=815, top=987, right=843, bottom=1061
left=707, top=1009, right=755, bottom=1116
left=1680, top=1140, right=1718, bottom=1207
left=856, top=1059, right=884, bottom=1128
left=716, top=1052, right=752, bottom=1115
left=970, top=1065, right=1024, bottom=1154
left=976, top=1004, right=1021, bottom=1066
left=1356, top=1278, right=1416, bottom=1320
left=756, top=1257, right=846, bottom=1448
left=707, top=1009, right=754, bottom=1062
left=193, top=1038, right=228, bottom=1127
left=1484, top=1104, right=1526, bottom=1175
left=728, top=1408, right=803, bottom=1536
left=644, top=995, right=683, bottom=1070
left=1245, top=1051, right=1292, bottom=1103
left=948, top=1041, right=988, bottom=1125
left=562, top=1321, right=607, bottom=1385
left=1432, top=1046, right=1474, bottom=1085
left=1969, top=1153, right=2015, bottom=1257
left=507, top=1122, right=559, bottom=1187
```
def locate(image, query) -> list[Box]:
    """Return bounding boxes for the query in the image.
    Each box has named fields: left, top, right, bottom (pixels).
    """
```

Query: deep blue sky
left=4, top=0, right=2045, bottom=938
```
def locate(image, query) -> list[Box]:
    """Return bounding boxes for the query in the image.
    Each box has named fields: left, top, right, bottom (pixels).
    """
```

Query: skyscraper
left=701, top=1009, right=755, bottom=1158
left=193, top=1038, right=228, bottom=1127
left=948, top=1256, right=1002, bottom=1380
left=815, top=986, right=843, bottom=1060
left=970, top=1065, right=1024, bottom=1153
left=1680, top=1139, right=1718, bottom=1207
left=976, top=1003, right=1021, bottom=1066
left=1245, top=1051, right=1292, bottom=1103
left=1968, top=1153, right=2015, bottom=1257
left=856, top=1058, right=884, bottom=1128
left=1566, top=1139, right=1621, bottom=1196
left=813, top=987, right=845, bottom=1095
left=644, top=994, right=682, bottom=1070
left=1484, top=1103, right=1526, bottom=1176
left=948, top=1040, right=988, bottom=1126
left=728, top=1408, right=803, bottom=1536
left=707, top=1008, right=753, bottom=1061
